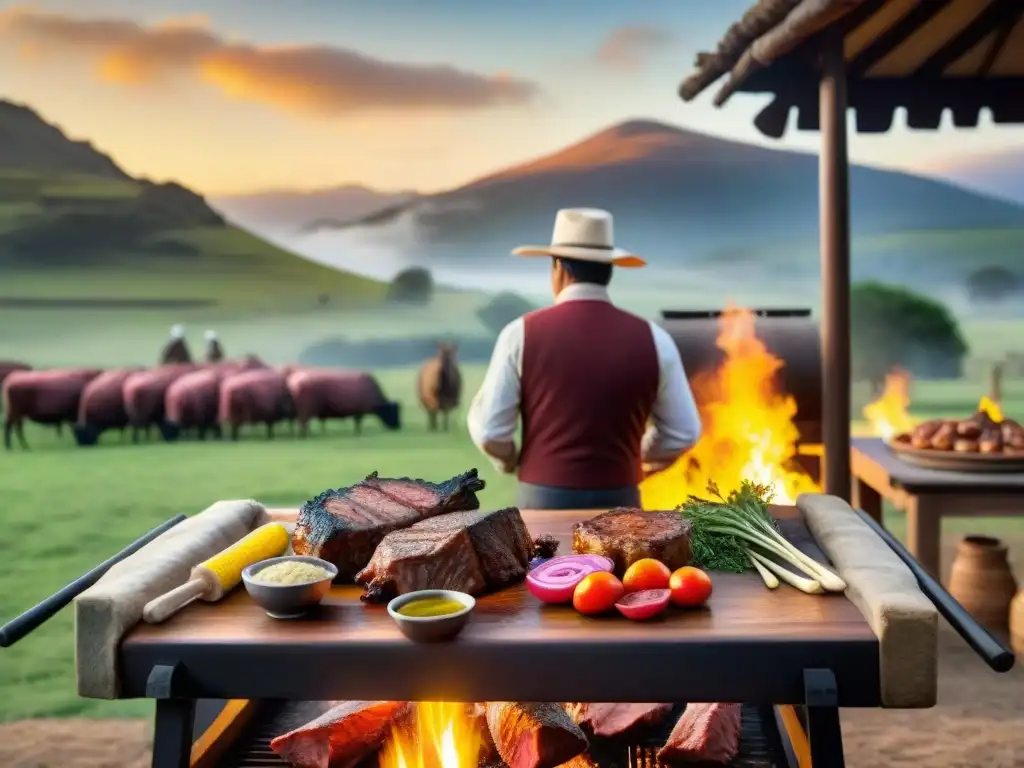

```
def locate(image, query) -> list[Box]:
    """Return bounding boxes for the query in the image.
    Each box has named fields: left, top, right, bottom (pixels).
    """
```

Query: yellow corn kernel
left=201, top=522, right=290, bottom=591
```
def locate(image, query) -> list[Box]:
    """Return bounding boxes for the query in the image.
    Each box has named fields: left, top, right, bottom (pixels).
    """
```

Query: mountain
left=314, top=119, right=1024, bottom=287
left=934, top=149, right=1024, bottom=206
left=0, top=99, right=384, bottom=307
left=211, top=185, right=417, bottom=234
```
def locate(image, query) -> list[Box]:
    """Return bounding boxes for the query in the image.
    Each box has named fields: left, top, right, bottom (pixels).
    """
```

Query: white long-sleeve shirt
left=467, top=283, right=702, bottom=476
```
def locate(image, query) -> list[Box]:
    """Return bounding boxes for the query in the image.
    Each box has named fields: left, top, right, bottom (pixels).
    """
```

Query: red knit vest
left=518, top=300, right=659, bottom=489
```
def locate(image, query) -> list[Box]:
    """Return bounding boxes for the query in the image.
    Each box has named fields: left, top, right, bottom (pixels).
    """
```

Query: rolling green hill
left=0, top=100, right=386, bottom=311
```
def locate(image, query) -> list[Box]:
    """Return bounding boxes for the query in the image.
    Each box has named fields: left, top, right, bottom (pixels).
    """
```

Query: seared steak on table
left=292, top=470, right=485, bottom=580
left=657, top=702, right=741, bottom=764
left=356, top=506, right=533, bottom=602
left=577, top=703, right=674, bottom=738
left=269, top=700, right=412, bottom=768
left=572, top=509, right=691, bottom=575
left=486, top=702, right=588, bottom=768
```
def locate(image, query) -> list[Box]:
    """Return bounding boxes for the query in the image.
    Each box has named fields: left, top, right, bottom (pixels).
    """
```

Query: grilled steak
left=578, top=703, right=674, bottom=738
left=656, top=703, right=741, bottom=764
left=486, top=702, right=588, bottom=768
left=269, top=700, right=412, bottom=768
left=292, top=469, right=486, bottom=581
left=356, top=507, right=533, bottom=602
left=572, top=509, right=691, bottom=575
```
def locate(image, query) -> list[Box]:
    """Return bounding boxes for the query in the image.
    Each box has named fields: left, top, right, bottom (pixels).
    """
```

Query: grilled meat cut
left=292, top=470, right=486, bottom=580
left=577, top=703, right=674, bottom=738
left=656, top=703, right=741, bottom=764
left=486, top=702, right=588, bottom=768
left=572, top=509, right=691, bottom=575
left=356, top=507, right=533, bottom=602
left=269, top=700, right=412, bottom=768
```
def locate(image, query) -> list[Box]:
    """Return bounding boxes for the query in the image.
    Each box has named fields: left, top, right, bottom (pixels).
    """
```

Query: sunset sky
left=1, top=0, right=1021, bottom=195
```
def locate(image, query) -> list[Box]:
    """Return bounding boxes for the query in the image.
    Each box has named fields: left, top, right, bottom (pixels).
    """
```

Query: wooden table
left=851, top=437, right=1024, bottom=578
left=123, top=507, right=878, bottom=768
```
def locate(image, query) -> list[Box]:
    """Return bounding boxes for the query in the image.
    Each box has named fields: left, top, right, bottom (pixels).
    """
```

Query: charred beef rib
left=292, top=470, right=486, bottom=580
left=572, top=509, right=691, bottom=575
left=269, top=700, right=412, bottom=768
left=356, top=507, right=533, bottom=602
left=657, top=702, right=741, bottom=765
left=486, top=702, right=588, bottom=768
left=577, top=703, right=674, bottom=738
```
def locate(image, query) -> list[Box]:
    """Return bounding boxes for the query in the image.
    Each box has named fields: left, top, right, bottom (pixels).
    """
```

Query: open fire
left=640, top=305, right=818, bottom=509
left=861, top=367, right=916, bottom=440
left=380, top=703, right=483, bottom=768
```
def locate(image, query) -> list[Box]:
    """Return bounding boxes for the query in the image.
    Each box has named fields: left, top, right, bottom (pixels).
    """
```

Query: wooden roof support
left=819, top=30, right=852, bottom=501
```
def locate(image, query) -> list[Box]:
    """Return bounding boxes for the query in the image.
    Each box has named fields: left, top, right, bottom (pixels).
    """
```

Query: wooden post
left=819, top=33, right=852, bottom=501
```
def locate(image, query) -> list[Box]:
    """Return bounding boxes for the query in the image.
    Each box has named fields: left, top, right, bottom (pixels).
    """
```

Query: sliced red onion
left=525, top=554, right=615, bottom=604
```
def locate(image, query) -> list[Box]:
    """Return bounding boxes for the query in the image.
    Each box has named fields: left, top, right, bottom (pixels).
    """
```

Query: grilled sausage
left=930, top=421, right=956, bottom=451
left=954, top=438, right=980, bottom=453
left=910, top=419, right=944, bottom=449
left=979, top=425, right=1005, bottom=454
left=1001, top=419, right=1024, bottom=450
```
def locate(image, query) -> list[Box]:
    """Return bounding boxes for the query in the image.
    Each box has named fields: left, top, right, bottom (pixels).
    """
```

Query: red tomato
left=669, top=566, right=713, bottom=607
left=615, top=589, right=671, bottom=621
left=573, top=572, right=625, bottom=615
left=622, top=558, right=672, bottom=592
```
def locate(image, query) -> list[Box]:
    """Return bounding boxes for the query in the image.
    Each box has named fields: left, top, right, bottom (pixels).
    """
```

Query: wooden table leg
left=851, top=476, right=883, bottom=526
left=905, top=495, right=941, bottom=578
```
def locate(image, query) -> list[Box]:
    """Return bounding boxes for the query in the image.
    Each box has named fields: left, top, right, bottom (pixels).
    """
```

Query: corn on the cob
left=142, top=521, right=290, bottom=624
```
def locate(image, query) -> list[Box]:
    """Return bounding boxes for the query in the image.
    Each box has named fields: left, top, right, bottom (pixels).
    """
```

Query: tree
left=387, top=267, right=434, bottom=304
left=476, top=292, right=537, bottom=335
left=851, top=281, right=968, bottom=392
left=966, top=265, right=1020, bottom=304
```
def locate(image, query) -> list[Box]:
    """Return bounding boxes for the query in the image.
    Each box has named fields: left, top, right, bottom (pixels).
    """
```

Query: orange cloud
left=0, top=6, right=539, bottom=115
left=595, top=26, right=674, bottom=72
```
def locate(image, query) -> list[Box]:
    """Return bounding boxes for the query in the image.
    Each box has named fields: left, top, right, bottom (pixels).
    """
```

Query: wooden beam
left=846, top=0, right=948, bottom=76
left=916, top=0, right=1022, bottom=76
left=818, top=31, right=852, bottom=501
left=979, top=6, right=1024, bottom=76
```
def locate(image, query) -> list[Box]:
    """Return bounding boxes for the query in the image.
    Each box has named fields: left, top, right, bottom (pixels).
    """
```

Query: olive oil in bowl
left=387, top=589, right=476, bottom=642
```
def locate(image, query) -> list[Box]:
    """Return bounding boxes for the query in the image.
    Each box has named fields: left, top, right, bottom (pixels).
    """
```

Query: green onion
left=747, top=551, right=779, bottom=589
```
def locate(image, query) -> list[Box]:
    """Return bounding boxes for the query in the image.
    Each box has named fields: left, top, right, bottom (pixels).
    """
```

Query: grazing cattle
left=205, top=330, right=225, bottom=363
left=418, top=342, right=462, bottom=431
left=3, top=368, right=102, bottom=450
left=163, top=368, right=225, bottom=441
left=0, top=361, right=31, bottom=390
left=123, top=364, right=196, bottom=443
left=219, top=368, right=293, bottom=440
left=287, top=369, right=400, bottom=436
left=160, top=324, right=192, bottom=364
left=73, top=367, right=141, bottom=446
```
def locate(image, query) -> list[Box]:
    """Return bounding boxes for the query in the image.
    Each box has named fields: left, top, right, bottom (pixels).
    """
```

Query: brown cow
left=73, top=367, right=142, bottom=446
left=160, top=324, right=192, bottom=364
left=418, top=342, right=462, bottom=431
left=287, top=369, right=400, bottom=437
left=3, top=368, right=102, bottom=450
left=163, top=368, right=226, bottom=441
left=123, top=364, right=196, bottom=443
left=0, top=361, right=31, bottom=390
left=219, top=368, right=293, bottom=440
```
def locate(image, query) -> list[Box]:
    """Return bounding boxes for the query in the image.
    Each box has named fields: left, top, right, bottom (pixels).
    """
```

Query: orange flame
left=978, top=396, right=1004, bottom=423
left=379, top=703, right=482, bottom=768
left=640, top=305, right=818, bottom=509
left=862, top=367, right=916, bottom=440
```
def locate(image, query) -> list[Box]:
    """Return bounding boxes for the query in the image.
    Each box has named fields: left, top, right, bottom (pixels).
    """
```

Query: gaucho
left=468, top=208, right=702, bottom=510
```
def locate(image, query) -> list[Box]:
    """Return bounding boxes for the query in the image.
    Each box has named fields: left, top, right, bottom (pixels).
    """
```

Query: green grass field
left=3, top=361, right=1024, bottom=722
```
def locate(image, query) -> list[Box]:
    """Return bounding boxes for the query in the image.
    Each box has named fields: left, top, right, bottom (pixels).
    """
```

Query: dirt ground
left=2, top=537, right=1023, bottom=768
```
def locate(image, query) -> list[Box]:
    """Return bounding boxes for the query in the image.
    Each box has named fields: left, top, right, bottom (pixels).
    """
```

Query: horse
left=417, top=342, right=462, bottom=432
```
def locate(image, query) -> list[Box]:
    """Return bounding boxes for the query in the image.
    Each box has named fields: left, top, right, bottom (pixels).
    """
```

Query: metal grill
left=219, top=702, right=791, bottom=768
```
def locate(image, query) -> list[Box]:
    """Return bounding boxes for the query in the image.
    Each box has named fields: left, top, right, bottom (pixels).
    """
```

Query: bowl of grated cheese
left=242, top=555, right=338, bottom=618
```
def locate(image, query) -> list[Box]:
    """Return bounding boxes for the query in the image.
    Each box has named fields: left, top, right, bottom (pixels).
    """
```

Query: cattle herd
left=0, top=358, right=402, bottom=450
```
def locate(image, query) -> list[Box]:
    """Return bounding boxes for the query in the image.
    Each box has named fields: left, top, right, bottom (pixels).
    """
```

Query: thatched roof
left=680, top=0, right=1024, bottom=137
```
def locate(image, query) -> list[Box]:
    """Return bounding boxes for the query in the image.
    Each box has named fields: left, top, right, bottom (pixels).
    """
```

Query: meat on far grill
left=577, top=703, right=674, bottom=738
left=269, top=700, right=412, bottom=768
left=292, top=469, right=486, bottom=581
left=572, top=509, right=692, bottom=576
left=355, top=506, right=533, bottom=603
left=485, top=702, right=588, bottom=768
left=656, top=702, right=741, bottom=764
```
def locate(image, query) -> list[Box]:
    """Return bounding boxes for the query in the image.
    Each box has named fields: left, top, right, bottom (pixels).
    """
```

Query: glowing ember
left=978, top=396, right=1004, bottom=423
left=380, top=703, right=482, bottom=768
left=862, top=367, right=916, bottom=440
left=640, top=305, right=818, bottom=509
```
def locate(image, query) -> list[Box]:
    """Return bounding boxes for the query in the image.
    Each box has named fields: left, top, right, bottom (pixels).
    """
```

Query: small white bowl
left=242, top=555, right=337, bottom=619
left=387, top=589, right=476, bottom=642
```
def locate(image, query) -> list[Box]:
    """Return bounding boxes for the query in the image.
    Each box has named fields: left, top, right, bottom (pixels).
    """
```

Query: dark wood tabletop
left=120, top=507, right=880, bottom=706
left=852, top=437, right=1024, bottom=492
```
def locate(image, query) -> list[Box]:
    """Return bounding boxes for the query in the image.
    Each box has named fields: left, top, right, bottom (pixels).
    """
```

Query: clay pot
left=948, top=535, right=1018, bottom=632
left=1011, top=590, right=1024, bottom=656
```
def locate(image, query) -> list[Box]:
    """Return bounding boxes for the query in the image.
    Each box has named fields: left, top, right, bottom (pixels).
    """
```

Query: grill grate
left=220, top=702, right=792, bottom=768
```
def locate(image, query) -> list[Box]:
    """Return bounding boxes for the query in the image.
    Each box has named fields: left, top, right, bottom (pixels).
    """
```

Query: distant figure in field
left=205, top=329, right=225, bottom=362
left=161, top=324, right=192, bottom=365
left=418, top=342, right=462, bottom=432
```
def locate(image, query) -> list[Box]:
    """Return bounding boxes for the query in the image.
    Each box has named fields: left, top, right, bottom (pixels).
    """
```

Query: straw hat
left=512, top=208, right=646, bottom=267
left=205, top=330, right=217, bottom=342
left=170, top=324, right=185, bottom=339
